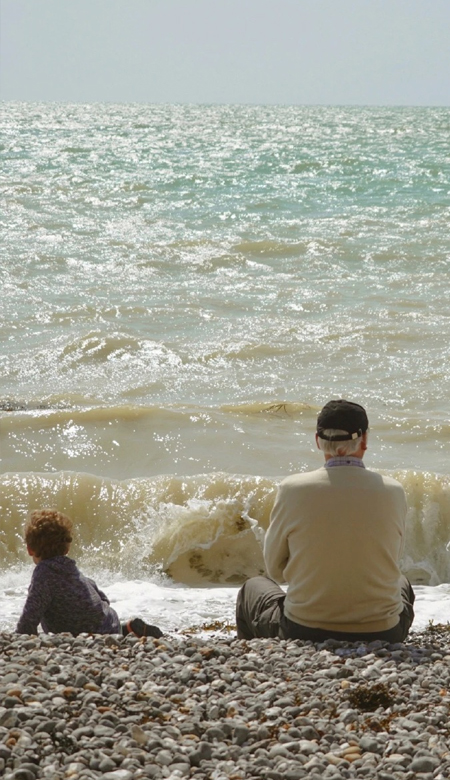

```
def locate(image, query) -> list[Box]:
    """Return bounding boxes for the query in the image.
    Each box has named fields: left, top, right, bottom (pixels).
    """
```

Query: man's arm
left=16, top=566, right=53, bottom=634
left=263, top=486, right=291, bottom=584
left=396, top=485, right=408, bottom=561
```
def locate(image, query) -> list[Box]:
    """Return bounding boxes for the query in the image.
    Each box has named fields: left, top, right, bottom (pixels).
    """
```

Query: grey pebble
left=359, top=735, right=382, bottom=754
left=411, top=756, right=441, bottom=772
left=233, top=724, right=250, bottom=745
left=99, top=757, right=117, bottom=772
left=0, top=711, right=19, bottom=728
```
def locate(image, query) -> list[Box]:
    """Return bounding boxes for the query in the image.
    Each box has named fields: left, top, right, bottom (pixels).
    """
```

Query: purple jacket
left=16, top=556, right=121, bottom=636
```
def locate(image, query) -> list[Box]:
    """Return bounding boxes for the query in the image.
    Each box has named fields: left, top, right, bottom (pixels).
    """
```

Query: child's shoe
left=126, top=618, right=163, bottom=638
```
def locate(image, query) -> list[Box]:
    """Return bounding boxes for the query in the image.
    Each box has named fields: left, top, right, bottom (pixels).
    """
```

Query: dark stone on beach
left=99, top=757, right=117, bottom=772
left=204, top=725, right=226, bottom=742
left=189, top=741, right=213, bottom=766
left=74, top=673, right=90, bottom=688
left=3, top=696, right=21, bottom=709
left=46, top=664, right=61, bottom=675
left=9, top=771, right=37, bottom=780
left=297, top=725, right=319, bottom=740
left=410, top=756, right=440, bottom=773
left=13, top=764, right=40, bottom=777
left=0, top=710, right=19, bottom=728
left=37, top=720, right=58, bottom=734
left=285, top=706, right=302, bottom=718
left=233, top=724, right=250, bottom=745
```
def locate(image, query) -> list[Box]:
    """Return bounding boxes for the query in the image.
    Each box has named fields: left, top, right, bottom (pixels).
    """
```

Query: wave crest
left=1, top=468, right=450, bottom=586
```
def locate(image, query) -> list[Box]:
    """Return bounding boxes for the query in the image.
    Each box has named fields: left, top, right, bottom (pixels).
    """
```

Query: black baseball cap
left=316, top=399, right=369, bottom=441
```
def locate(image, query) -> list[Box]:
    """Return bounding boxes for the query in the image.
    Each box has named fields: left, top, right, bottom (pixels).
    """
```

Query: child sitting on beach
left=16, top=508, right=163, bottom=639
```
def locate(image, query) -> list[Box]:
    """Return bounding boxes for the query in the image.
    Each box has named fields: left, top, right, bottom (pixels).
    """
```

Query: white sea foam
left=1, top=569, right=448, bottom=636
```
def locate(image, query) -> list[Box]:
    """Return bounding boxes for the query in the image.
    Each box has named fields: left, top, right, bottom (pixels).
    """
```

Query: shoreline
left=1, top=627, right=450, bottom=778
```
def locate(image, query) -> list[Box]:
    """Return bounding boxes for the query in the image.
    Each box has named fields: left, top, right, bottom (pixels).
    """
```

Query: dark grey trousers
left=236, top=575, right=415, bottom=643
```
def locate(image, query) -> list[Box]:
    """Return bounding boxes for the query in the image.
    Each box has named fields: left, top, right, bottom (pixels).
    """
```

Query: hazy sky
left=1, top=0, right=450, bottom=105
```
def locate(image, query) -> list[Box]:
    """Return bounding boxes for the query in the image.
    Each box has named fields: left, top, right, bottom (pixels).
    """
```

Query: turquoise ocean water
left=1, top=103, right=450, bottom=632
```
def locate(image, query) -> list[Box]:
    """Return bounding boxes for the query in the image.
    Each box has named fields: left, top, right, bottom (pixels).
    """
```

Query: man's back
left=236, top=399, right=414, bottom=643
left=264, top=465, right=407, bottom=633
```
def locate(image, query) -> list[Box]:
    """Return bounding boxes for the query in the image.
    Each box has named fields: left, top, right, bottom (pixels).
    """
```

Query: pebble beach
left=1, top=627, right=450, bottom=780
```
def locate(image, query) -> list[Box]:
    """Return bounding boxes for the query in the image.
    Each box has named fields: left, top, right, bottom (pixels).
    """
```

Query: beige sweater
left=264, top=465, right=407, bottom=633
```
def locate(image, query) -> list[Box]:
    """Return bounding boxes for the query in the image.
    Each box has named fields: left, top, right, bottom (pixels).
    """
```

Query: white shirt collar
left=324, top=456, right=365, bottom=469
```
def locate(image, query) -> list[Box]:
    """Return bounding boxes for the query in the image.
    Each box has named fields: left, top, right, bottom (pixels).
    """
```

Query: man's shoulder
left=358, top=468, right=404, bottom=487
left=371, top=471, right=406, bottom=493
left=279, top=468, right=327, bottom=488
left=280, top=467, right=405, bottom=492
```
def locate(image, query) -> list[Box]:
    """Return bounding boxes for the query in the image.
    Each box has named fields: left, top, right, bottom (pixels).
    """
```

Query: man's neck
left=324, top=455, right=365, bottom=469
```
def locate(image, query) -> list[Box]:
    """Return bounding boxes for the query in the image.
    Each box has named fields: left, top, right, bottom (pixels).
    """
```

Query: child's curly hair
left=25, top=509, right=73, bottom=559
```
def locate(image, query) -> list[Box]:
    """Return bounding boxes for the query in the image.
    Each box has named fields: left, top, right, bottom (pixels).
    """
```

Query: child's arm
left=16, top=566, right=53, bottom=634
left=86, top=577, right=110, bottom=604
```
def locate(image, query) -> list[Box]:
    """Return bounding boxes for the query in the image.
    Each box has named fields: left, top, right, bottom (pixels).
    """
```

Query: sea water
left=1, top=103, right=450, bottom=634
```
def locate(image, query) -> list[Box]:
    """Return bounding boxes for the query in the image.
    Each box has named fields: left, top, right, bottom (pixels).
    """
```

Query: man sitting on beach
left=236, top=399, right=415, bottom=643
left=17, top=508, right=163, bottom=639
